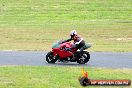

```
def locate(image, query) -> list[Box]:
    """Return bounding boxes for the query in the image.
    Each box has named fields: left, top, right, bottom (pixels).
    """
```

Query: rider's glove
left=58, top=41, right=63, bottom=44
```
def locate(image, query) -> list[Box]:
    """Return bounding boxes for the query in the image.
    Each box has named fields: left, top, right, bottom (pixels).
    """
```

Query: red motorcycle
left=46, top=40, right=91, bottom=64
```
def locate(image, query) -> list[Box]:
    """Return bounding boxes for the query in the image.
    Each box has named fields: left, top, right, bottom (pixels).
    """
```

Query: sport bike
left=46, top=40, right=91, bottom=64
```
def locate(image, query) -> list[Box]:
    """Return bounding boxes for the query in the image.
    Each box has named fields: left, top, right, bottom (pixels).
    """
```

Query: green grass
left=0, top=66, right=131, bottom=88
left=0, top=0, right=132, bottom=51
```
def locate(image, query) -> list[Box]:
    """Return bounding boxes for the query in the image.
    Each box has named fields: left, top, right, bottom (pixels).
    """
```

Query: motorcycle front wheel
left=46, top=51, right=57, bottom=63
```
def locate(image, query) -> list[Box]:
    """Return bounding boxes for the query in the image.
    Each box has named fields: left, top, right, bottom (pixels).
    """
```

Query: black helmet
left=70, top=30, right=77, bottom=38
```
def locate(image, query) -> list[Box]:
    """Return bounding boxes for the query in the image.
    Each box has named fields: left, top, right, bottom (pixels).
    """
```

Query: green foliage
left=0, top=66, right=131, bottom=88
left=0, top=0, right=132, bottom=51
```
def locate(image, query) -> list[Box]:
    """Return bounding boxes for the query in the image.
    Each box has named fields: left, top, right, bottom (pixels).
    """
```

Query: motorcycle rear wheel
left=77, top=51, right=90, bottom=64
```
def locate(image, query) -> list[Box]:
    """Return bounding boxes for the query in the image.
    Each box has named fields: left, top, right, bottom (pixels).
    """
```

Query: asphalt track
left=0, top=51, right=132, bottom=68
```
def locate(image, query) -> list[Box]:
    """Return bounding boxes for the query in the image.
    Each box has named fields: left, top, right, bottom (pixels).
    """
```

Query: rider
left=62, top=30, right=88, bottom=57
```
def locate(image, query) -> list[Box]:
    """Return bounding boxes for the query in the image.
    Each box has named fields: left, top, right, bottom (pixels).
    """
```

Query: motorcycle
left=46, top=40, right=91, bottom=64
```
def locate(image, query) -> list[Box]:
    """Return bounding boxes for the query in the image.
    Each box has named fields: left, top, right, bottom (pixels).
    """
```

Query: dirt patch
left=116, top=38, right=132, bottom=41
left=106, top=37, right=132, bottom=41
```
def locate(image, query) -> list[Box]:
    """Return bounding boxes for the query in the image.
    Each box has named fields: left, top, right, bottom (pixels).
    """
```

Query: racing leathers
left=62, top=35, right=87, bottom=53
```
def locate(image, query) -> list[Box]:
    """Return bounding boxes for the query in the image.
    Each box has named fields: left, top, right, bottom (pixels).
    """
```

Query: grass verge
left=0, top=0, right=132, bottom=52
left=0, top=66, right=131, bottom=88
